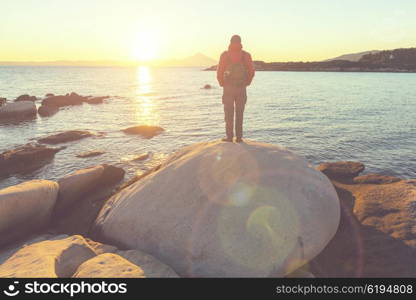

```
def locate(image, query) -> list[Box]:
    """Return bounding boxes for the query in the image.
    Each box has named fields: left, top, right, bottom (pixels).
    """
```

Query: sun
left=131, top=30, right=160, bottom=62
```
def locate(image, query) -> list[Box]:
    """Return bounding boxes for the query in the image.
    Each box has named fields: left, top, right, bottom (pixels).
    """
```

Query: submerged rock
left=37, top=130, right=93, bottom=144
left=0, top=143, right=63, bottom=177
left=15, top=94, right=37, bottom=102
left=38, top=104, right=59, bottom=117
left=122, top=125, right=165, bottom=139
left=317, top=161, right=365, bottom=183
left=76, top=150, right=104, bottom=158
left=94, top=140, right=340, bottom=277
left=0, top=101, right=37, bottom=121
left=0, top=180, right=59, bottom=247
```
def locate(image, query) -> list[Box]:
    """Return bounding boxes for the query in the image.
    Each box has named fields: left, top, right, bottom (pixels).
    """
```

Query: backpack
left=224, top=51, right=247, bottom=86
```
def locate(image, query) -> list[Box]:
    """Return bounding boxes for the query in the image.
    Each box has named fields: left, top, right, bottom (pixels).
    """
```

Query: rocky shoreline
left=0, top=138, right=414, bottom=278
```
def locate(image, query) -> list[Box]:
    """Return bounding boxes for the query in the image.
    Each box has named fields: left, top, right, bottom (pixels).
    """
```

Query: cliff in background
left=205, top=47, right=416, bottom=72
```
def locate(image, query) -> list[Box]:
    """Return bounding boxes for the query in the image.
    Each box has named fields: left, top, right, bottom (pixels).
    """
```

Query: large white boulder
left=94, top=140, right=340, bottom=277
left=0, top=180, right=59, bottom=246
left=0, top=101, right=36, bottom=120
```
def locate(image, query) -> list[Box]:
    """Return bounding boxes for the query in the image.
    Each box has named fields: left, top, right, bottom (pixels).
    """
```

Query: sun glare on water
left=131, top=30, right=160, bottom=62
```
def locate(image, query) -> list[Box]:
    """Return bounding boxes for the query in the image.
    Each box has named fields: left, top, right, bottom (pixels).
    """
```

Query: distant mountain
left=0, top=53, right=217, bottom=67
left=157, top=53, right=217, bottom=67
left=325, top=50, right=380, bottom=62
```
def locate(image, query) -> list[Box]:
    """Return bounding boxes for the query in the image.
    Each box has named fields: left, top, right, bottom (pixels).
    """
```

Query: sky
left=1, top=0, right=415, bottom=63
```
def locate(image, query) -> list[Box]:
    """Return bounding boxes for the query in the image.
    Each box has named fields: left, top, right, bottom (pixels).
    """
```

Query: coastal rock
left=54, top=164, right=125, bottom=218
left=353, top=174, right=401, bottom=184
left=42, top=93, right=85, bottom=107
left=38, top=104, right=59, bottom=117
left=0, top=234, right=69, bottom=265
left=310, top=175, right=416, bottom=277
left=84, top=239, right=118, bottom=255
left=0, top=98, right=6, bottom=106
left=0, top=101, right=37, bottom=121
left=73, top=253, right=144, bottom=278
left=45, top=93, right=54, bottom=97
left=203, top=84, right=212, bottom=89
left=55, top=165, right=106, bottom=215
left=353, top=180, right=416, bottom=248
left=0, top=144, right=63, bottom=177
left=122, top=125, right=165, bottom=139
left=132, top=152, right=150, bottom=161
left=52, top=164, right=125, bottom=235
left=83, top=96, right=109, bottom=104
left=15, top=94, right=37, bottom=102
left=0, top=235, right=96, bottom=277
left=317, top=161, right=365, bottom=183
left=94, top=140, right=340, bottom=277
left=117, top=250, right=179, bottom=278
left=37, top=130, right=93, bottom=144
left=76, top=150, right=104, bottom=158
left=0, top=180, right=59, bottom=247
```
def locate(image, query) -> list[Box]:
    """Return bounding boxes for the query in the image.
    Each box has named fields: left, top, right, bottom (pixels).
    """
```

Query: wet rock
left=122, top=125, right=165, bottom=139
left=76, top=151, right=104, bottom=158
left=38, top=104, right=59, bottom=117
left=0, top=180, right=59, bottom=247
left=83, top=96, right=109, bottom=104
left=0, top=101, right=37, bottom=121
left=94, top=140, right=340, bottom=277
left=353, top=174, right=401, bottom=184
left=203, top=84, right=212, bottom=89
left=317, top=161, right=365, bottom=183
left=45, top=93, right=54, bottom=97
left=0, top=143, right=63, bottom=177
left=42, top=93, right=85, bottom=107
left=15, top=94, right=37, bottom=102
left=0, top=97, right=6, bottom=106
left=37, top=130, right=93, bottom=144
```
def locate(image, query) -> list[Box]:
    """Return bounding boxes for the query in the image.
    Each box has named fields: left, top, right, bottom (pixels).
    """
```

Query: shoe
left=236, top=138, right=243, bottom=143
left=221, top=137, right=233, bottom=142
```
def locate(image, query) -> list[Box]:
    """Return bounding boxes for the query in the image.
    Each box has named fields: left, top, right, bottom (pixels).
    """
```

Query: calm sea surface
left=0, top=66, right=415, bottom=188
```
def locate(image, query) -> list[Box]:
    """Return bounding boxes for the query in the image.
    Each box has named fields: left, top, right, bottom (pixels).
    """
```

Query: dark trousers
left=222, top=85, right=247, bottom=139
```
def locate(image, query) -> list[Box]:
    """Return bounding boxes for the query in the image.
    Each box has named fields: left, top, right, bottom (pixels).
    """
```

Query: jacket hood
left=228, top=43, right=243, bottom=52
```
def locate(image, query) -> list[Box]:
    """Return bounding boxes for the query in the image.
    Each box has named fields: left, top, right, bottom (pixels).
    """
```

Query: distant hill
left=156, top=53, right=217, bottom=67
left=205, top=47, right=416, bottom=72
left=325, top=50, right=381, bottom=62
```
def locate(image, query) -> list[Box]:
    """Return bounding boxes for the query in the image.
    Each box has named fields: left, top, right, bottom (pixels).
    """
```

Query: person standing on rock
left=217, top=34, right=255, bottom=143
